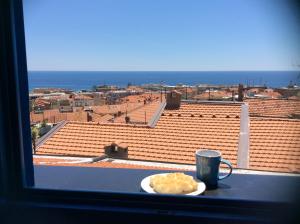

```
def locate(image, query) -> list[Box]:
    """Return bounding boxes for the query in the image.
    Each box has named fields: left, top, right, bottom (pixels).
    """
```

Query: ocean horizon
left=28, top=71, right=300, bottom=92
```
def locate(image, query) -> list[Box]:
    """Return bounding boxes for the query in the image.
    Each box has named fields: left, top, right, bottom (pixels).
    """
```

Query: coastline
left=28, top=71, right=300, bottom=92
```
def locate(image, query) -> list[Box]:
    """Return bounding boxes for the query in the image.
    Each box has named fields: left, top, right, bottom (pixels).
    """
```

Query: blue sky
left=24, top=0, right=300, bottom=71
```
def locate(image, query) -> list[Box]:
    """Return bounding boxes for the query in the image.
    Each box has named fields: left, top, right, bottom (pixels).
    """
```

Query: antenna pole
left=186, top=86, right=188, bottom=100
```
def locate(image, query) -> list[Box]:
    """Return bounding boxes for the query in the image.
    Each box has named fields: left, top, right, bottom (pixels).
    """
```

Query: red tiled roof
left=288, top=96, right=300, bottom=100
left=175, top=87, right=195, bottom=94
left=30, top=109, right=88, bottom=123
left=91, top=102, right=144, bottom=115
left=33, top=157, right=74, bottom=165
left=246, top=88, right=282, bottom=99
left=35, top=99, right=51, bottom=106
left=261, top=89, right=282, bottom=98
left=121, top=93, right=162, bottom=103
left=33, top=157, right=185, bottom=170
left=35, top=102, right=300, bottom=173
left=114, top=100, right=162, bottom=124
left=246, top=99, right=300, bottom=118
left=193, top=91, right=232, bottom=100
left=92, top=113, right=114, bottom=123
left=250, top=117, right=300, bottom=173
left=37, top=103, right=241, bottom=167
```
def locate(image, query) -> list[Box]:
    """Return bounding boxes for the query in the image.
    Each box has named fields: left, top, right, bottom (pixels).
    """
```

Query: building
left=71, top=94, right=94, bottom=107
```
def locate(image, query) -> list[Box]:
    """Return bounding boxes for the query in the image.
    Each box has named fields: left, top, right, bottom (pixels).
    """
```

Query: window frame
left=0, top=0, right=294, bottom=222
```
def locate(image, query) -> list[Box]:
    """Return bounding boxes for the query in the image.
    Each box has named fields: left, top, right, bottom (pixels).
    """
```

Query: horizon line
left=28, top=70, right=300, bottom=72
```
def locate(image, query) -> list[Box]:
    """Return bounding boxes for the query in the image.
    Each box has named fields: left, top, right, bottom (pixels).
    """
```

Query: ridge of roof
left=182, top=100, right=244, bottom=105
left=246, top=98, right=300, bottom=102
left=250, top=117, right=300, bottom=122
left=36, top=120, right=68, bottom=149
left=148, top=101, right=166, bottom=128
left=69, top=120, right=151, bottom=128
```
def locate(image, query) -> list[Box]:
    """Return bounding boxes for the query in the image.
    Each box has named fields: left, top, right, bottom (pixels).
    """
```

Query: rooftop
left=246, top=99, right=300, bottom=118
left=35, top=102, right=300, bottom=173
left=193, top=90, right=232, bottom=100
left=33, top=156, right=185, bottom=170
left=36, top=102, right=242, bottom=166
left=91, top=102, right=144, bottom=115
left=250, top=117, right=300, bottom=173
left=114, top=100, right=163, bottom=124
left=30, top=109, right=88, bottom=123
left=120, top=93, right=162, bottom=103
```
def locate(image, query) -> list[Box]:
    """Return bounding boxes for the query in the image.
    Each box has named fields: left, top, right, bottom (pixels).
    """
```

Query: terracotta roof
left=246, top=88, right=264, bottom=93
left=193, top=91, right=232, bottom=100
left=37, top=103, right=241, bottom=167
left=35, top=99, right=51, bottom=106
left=33, top=157, right=76, bottom=165
left=246, top=87, right=282, bottom=99
left=44, top=95, right=71, bottom=101
left=33, top=158, right=185, bottom=170
left=288, top=96, right=300, bottom=100
left=246, top=99, right=300, bottom=118
left=91, top=102, right=144, bottom=115
left=261, top=89, right=282, bottom=98
left=35, top=102, right=300, bottom=173
left=249, top=117, right=300, bottom=173
left=30, top=109, right=88, bottom=123
left=174, top=87, right=195, bottom=94
left=121, top=93, right=162, bottom=103
left=92, top=113, right=114, bottom=123
left=114, top=100, right=163, bottom=124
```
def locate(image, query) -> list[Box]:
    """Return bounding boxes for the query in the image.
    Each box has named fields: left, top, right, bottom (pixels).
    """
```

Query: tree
left=41, top=119, right=47, bottom=128
left=31, top=126, right=39, bottom=155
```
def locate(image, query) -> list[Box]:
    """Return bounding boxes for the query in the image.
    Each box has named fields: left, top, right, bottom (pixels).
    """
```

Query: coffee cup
left=195, top=149, right=232, bottom=188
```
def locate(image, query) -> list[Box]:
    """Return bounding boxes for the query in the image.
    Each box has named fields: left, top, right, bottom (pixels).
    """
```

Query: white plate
left=141, top=173, right=206, bottom=196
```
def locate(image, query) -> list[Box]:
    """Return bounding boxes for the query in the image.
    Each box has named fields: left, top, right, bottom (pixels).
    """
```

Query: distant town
left=29, top=82, right=300, bottom=123
left=30, top=82, right=300, bottom=173
left=29, top=82, right=300, bottom=137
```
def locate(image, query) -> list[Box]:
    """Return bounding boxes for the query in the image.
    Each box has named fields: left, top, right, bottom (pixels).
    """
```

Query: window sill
left=34, top=165, right=300, bottom=203
left=1, top=166, right=299, bottom=223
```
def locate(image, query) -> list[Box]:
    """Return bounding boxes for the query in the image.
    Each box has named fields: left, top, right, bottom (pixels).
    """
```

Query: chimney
left=104, top=141, right=128, bottom=159
left=238, top=84, right=244, bottom=101
left=87, top=112, right=92, bottom=122
left=165, top=90, right=182, bottom=110
left=237, top=104, right=250, bottom=169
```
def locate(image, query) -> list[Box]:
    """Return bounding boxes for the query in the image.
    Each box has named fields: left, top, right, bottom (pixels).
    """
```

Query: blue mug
left=195, top=149, right=233, bottom=188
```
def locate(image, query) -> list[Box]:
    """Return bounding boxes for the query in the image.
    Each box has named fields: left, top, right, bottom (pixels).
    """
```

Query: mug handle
left=218, top=159, right=233, bottom=180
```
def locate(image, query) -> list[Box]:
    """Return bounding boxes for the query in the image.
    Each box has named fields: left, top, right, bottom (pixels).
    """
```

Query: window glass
left=23, top=0, right=300, bottom=195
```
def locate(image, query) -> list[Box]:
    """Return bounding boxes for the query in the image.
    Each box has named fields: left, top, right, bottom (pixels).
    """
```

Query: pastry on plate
left=150, top=173, right=198, bottom=194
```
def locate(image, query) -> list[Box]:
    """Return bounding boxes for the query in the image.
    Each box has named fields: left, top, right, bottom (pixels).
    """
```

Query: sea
left=28, top=71, right=300, bottom=92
